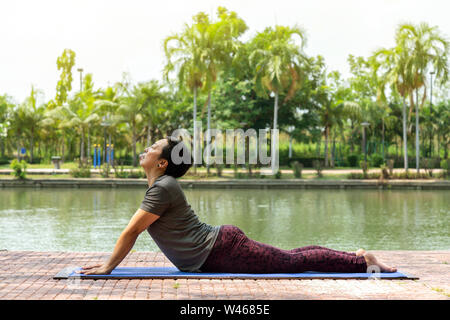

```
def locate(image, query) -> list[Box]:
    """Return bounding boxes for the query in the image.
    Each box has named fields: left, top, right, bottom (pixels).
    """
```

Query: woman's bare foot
left=363, top=252, right=397, bottom=273
left=355, top=248, right=366, bottom=257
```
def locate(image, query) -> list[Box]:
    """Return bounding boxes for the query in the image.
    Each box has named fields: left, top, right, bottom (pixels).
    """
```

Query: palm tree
left=164, top=13, right=210, bottom=172
left=139, top=80, right=165, bottom=148
left=314, top=79, right=360, bottom=167
left=249, top=25, right=307, bottom=172
left=116, top=81, right=149, bottom=167
left=396, top=22, right=449, bottom=173
left=199, top=7, right=247, bottom=174
left=94, top=85, right=123, bottom=163
left=49, top=93, right=100, bottom=164
left=20, top=86, right=46, bottom=163
left=372, top=43, right=414, bottom=170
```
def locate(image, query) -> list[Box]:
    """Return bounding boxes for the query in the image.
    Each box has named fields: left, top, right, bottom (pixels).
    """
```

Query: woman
left=80, top=136, right=396, bottom=275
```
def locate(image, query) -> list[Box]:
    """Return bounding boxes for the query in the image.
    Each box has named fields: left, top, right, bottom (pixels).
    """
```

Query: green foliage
left=10, top=159, right=27, bottom=179
left=274, top=170, right=282, bottom=179
left=347, top=154, right=360, bottom=167
left=55, top=49, right=76, bottom=106
left=69, top=164, right=91, bottom=178
left=369, top=153, right=384, bottom=167
left=291, top=161, right=303, bottom=178
left=387, top=159, right=395, bottom=176
left=214, top=163, right=224, bottom=177
left=128, top=169, right=146, bottom=179
left=380, top=164, right=390, bottom=179
left=441, top=159, right=450, bottom=178
left=114, top=165, right=129, bottom=178
left=359, top=160, right=369, bottom=178
left=312, top=160, right=323, bottom=178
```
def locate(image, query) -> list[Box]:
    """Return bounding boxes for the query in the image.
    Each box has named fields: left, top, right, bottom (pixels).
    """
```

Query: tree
left=164, top=13, right=210, bottom=172
left=397, top=22, right=449, bottom=172
left=116, top=80, right=148, bottom=167
left=200, top=7, right=247, bottom=173
left=314, top=71, right=360, bottom=167
left=372, top=39, right=414, bottom=170
left=55, top=49, right=76, bottom=107
left=249, top=25, right=308, bottom=172
left=0, top=94, right=14, bottom=157
left=19, top=86, right=46, bottom=163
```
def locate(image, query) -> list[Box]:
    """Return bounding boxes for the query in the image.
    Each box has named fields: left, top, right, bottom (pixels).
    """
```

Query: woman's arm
left=79, top=208, right=160, bottom=275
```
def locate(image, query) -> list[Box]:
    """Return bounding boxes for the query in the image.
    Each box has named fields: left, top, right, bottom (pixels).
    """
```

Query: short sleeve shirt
left=140, top=174, right=220, bottom=272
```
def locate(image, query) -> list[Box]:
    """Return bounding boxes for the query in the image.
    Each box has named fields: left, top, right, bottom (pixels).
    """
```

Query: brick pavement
left=0, top=250, right=448, bottom=300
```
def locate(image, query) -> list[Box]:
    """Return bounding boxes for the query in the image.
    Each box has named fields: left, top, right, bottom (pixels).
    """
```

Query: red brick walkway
left=0, top=250, right=448, bottom=300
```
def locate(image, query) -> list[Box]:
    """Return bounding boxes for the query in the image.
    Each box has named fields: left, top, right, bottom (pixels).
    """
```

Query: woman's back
left=140, top=174, right=220, bottom=272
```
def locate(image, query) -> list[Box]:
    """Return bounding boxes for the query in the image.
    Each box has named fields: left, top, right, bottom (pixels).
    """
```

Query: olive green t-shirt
left=140, top=174, right=220, bottom=272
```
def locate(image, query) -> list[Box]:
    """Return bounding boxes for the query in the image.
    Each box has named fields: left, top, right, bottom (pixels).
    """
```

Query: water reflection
left=0, top=187, right=448, bottom=252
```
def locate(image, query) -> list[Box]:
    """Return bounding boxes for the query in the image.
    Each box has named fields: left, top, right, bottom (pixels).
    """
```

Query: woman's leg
left=201, top=225, right=369, bottom=274
left=289, top=245, right=357, bottom=256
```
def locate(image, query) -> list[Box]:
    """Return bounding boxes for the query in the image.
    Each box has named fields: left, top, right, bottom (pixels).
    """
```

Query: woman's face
left=139, top=139, right=168, bottom=170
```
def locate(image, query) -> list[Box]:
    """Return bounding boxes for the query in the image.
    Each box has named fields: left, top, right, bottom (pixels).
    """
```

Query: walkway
left=0, top=250, right=448, bottom=300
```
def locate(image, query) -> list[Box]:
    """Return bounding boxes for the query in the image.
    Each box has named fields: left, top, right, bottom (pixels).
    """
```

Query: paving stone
left=0, top=251, right=448, bottom=300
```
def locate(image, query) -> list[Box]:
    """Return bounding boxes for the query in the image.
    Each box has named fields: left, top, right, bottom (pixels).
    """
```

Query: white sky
left=0, top=0, right=449, bottom=104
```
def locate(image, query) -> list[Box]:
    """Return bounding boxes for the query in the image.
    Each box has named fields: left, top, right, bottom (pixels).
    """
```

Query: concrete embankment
left=0, top=178, right=449, bottom=190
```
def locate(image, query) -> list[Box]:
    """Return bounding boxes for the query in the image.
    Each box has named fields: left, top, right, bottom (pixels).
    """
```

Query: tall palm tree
left=249, top=25, right=307, bottom=172
left=164, top=13, right=210, bottom=172
left=139, top=80, right=165, bottom=148
left=21, top=86, right=46, bottom=163
left=49, top=94, right=100, bottom=164
left=199, top=7, right=247, bottom=173
left=397, top=22, right=449, bottom=172
left=314, top=80, right=360, bottom=167
left=94, top=85, right=122, bottom=162
left=372, top=43, right=414, bottom=170
left=116, top=81, right=150, bottom=167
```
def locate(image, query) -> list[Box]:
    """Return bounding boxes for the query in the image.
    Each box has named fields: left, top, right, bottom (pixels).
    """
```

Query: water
left=0, top=187, right=448, bottom=252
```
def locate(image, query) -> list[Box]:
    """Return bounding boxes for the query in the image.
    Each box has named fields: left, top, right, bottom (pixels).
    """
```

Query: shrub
left=274, top=170, right=282, bottom=179
left=347, top=172, right=364, bottom=179
left=99, top=164, right=110, bottom=178
left=214, top=163, right=224, bottom=177
left=312, top=160, right=323, bottom=178
left=441, top=159, right=449, bottom=178
left=114, top=165, right=129, bottom=178
left=291, top=161, right=303, bottom=178
left=368, top=172, right=381, bottom=179
left=359, top=160, right=369, bottom=178
left=380, top=164, right=390, bottom=179
left=128, top=169, right=145, bottom=179
left=10, top=159, right=27, bottom=180
left=69, top=164, right=91, bottom=178
left=387, top=159, right=395, bottom=176
left=369, top=153, right=384, bottom=167
left=347, top=154, right=360, bottom=167
left=421, top=158, right=434, bottom=177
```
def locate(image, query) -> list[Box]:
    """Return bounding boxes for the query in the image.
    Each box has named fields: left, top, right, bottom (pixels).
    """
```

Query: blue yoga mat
left=54, top=266, right=418, bottom=280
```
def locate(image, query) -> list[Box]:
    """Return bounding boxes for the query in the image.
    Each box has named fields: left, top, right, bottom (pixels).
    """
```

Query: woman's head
left=139, top=136, right=192, bottom=178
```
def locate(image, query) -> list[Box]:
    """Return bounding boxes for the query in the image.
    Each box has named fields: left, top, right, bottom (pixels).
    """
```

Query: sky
left=0, top=0, right=449, bottom=105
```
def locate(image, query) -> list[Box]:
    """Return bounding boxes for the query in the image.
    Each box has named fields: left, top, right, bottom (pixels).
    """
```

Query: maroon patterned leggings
left=200, top=225, right=367, bottom=273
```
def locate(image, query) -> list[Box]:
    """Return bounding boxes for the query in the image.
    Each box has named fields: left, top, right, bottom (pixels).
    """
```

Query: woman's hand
left=78, top=264, right=113, bottom=275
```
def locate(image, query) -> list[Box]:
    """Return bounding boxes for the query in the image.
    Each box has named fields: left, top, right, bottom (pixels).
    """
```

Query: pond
left=0, top=187, right=448, bottom=252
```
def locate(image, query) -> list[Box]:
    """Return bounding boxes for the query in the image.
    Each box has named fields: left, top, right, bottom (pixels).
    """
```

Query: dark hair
left=159, top=136, right=193, bottom=178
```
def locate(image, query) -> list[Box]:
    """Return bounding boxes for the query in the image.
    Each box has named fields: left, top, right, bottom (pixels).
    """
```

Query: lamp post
left=429, top=71, right=435, bottom=157
left=77, top=68, right=83, bottom=92
left=361, top=122, right=370, bottom=165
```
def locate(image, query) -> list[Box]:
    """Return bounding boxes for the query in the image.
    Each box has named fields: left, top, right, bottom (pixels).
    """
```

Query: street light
left=77, top=68, right=83, bottom=92
left=361, top=122, right=370, bottom=165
